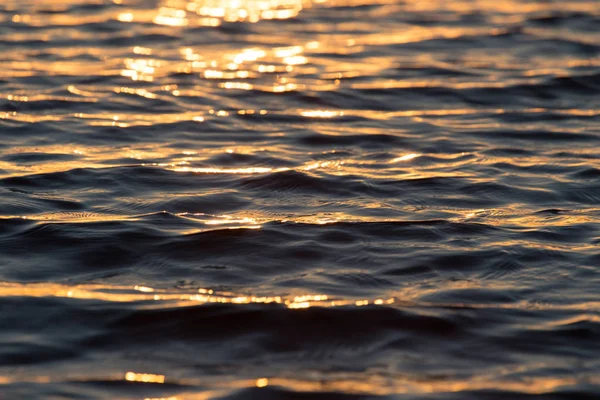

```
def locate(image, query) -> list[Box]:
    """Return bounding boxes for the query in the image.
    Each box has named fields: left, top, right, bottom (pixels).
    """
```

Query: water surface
left=1, top=0, right=599, bottom=398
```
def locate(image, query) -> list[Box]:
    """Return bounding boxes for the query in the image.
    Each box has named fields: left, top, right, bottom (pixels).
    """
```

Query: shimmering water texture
left=1, top=0, right=600, bottom=398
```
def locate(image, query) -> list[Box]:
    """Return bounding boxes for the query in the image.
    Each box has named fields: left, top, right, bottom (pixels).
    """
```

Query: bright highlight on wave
left=3, top=369, right=597, bottom=397
left=125, top=372, right=166, bottom=384
left=0, top=282, right=399, bottom=310
left=154, top=0, right=307, bottom=26
left=173, top=166, right=288, bottom=174
left=301, top=110, right=345, bottom=118
left=255, top=377, right=269, bottom=387
left=391, top=153, right=421, bottom=163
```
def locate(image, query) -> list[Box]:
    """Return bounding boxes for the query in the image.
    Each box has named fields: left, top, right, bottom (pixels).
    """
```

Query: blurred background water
left=1, top=0, right=599, bottom=398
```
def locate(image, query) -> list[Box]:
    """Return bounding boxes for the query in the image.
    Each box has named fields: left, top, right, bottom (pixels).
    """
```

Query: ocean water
left=1, top=0, right=599, bottom=398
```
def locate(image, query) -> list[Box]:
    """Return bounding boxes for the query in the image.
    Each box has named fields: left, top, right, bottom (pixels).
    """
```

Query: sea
left=1, top=0, right=599, bottom=398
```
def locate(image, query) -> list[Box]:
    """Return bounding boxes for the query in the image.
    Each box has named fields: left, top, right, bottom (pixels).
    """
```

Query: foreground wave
left=1, top=283, right=599, bottom=399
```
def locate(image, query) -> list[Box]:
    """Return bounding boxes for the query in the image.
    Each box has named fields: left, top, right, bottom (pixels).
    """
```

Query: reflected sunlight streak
left=155, top=0, right=307, bottom=25
left=0, top=282, right=597, bottom=313
left=125, top=372, right=166, bottom=384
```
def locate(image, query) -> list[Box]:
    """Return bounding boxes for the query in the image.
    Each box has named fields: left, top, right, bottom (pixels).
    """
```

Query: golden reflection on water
left=390, top=153, right=421, bottom=163
left=2, top=358, right=598, bottom=398
left=245, top=374, right=600, bottom=396
left=2, top=106, right=598, bottom=127
left=0, top=281, right=383, bottom=309
left=255, top=377, right=269, bottom=387
left=155, top=0, right=307, bottom=26
left=0, top=281, right=598, bottom=313
left=125, top=371, right=166, bottom=384
left=144, top=397, right=181, bottom=400
left=301, top=110, right=345, bottom=118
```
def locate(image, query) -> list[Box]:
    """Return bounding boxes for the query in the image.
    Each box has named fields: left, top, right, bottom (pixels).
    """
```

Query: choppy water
left=1, top=0, right=600, bottom=398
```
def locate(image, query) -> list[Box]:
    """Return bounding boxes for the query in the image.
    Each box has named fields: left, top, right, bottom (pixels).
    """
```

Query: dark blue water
left=1, top=0, right=599, bottom=398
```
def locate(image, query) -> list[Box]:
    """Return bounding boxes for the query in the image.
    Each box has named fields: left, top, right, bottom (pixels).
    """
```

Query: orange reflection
left=391, top=153, right=420, bottom=163
left=144, top=397, right=180, bottom=400
left=154, top=7, right=189, bottom=26
left=1, top=370, right=596, bottom=398
left=125, top=372, right=165, bottom=384
left=121, top=58, right=159, bottom=82
left=2, top=280, right=598, bottom=313
left=173, top=166, right=287, bottom=174
left=170, top=0, right=306, bottom=24
left=301, top=110, right=344, bottom=118
left=0, top=281, right=392, bottom=310
left=255, top=378, right=269, bottom=387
